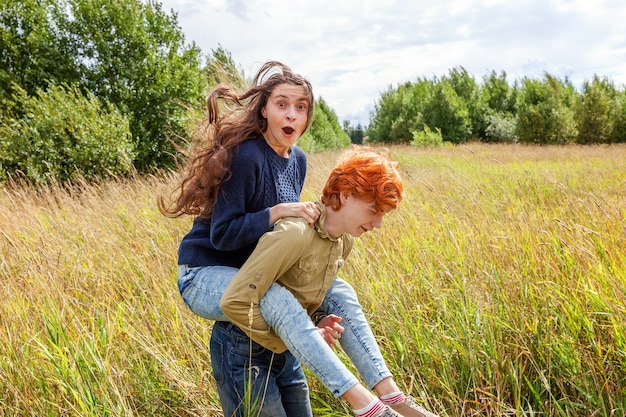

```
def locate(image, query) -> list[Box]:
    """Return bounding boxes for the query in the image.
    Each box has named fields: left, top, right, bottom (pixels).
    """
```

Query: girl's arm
left=209, top=148, right=271, bottom=251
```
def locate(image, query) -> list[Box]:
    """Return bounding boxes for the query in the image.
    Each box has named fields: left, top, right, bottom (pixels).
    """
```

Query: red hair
left=322, top=147, right=404, bottom=212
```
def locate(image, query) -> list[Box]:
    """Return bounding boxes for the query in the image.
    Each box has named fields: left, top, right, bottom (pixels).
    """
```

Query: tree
left=611, top=90, right=626, bottom=143
left=480, top=71, right=520, bottom=143
left=445, top=66, right=485, bottom=139
left=1, top=0, right=206, bottom=171
left=0, top=0, right=79, bottom=111
left=367, top=80, right=427, bottom=143
left=421, top=79, right=472, bottom=144
left=368, top=85, right=402, bottom=143
left=205, top=44, right=246, bottom=90
left=575, top=75, right=615, bottom=144
left=515, top=74, right=577, bottom=144
left=60, top=0, right=205, bottom=169
left=299, top=97, right=350, bottom=152
left=343, top=121, right=365, bottom=144
left=481, top=70, right=517, bottom=115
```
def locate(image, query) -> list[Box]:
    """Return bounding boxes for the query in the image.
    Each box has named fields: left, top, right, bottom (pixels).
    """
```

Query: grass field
left=1, top=143, right=625, bottom=416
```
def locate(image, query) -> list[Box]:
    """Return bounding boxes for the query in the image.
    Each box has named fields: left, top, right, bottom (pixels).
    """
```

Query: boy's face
left=337, top=193, right=388, bottom=237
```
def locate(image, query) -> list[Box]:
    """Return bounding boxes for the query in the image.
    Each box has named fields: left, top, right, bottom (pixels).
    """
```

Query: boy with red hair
left=217, top=148, right=438, bottom=417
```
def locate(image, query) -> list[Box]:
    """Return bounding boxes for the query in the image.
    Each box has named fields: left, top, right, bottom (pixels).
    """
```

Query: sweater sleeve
left=293, top=145, right=307, bottom=184
left=210, top=144, right=273, bottom=251
left=220, top=219, right=310, bottom=353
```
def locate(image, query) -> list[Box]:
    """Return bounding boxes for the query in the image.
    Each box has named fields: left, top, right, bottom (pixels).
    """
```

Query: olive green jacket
left=220, top=200, right=354, bottom=353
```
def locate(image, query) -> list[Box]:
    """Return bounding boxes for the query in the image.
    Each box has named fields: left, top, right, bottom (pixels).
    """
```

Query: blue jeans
left=178, top=265, right=392, bottom=396
left=210, top=321, right=312, bottom=417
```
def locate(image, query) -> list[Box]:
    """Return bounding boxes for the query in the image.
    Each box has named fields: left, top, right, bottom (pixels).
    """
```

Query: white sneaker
left=387, top=396, right=439, bottom=417
left=372, top=405, right=403, bottom=417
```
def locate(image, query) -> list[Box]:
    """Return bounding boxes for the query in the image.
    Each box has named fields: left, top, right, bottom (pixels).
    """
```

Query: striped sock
left=380, top=391, right=406, bottom=404
left=354, top=399, right=386, bottom=417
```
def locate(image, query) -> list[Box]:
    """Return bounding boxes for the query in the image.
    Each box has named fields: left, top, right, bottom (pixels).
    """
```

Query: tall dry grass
left=1, top=143, right=625, bottom=416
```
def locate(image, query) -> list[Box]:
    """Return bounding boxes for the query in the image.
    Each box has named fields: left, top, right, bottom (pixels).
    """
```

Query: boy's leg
left=210, top=321, right=289, bottom=417
left=276, top=349, right=313, bottom=417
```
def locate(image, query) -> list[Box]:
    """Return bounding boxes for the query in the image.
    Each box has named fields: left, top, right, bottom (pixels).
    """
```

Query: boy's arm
left=220, top=219, right=309, bottom=352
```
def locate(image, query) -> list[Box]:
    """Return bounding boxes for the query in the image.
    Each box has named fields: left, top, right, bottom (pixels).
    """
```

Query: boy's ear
left=339, top=192, right=350, bottom=205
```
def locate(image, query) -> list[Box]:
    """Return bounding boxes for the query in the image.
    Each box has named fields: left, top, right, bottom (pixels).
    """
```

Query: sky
left=158, top=0, right=626, bottom=126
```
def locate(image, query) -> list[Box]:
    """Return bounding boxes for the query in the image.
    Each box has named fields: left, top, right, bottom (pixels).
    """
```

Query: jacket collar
left=313, top=198, right=339, bottom=241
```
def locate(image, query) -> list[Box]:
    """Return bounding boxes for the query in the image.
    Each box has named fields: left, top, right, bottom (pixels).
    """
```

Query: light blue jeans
left=178, top=264, right=392, bottom=396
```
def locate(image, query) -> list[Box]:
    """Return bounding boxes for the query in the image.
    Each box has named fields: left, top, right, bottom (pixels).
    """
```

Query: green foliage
left=484, top=111, right=518, bottom=143
left=481, top=70, right=517, bottom=115
left=480, top=72, right=519, bottom=143
left=368, top=81, right=426, bottom=143
left=205, top=44, right=247, bottom=90
left=366, top=87, right=398, bottom=143
left=515, top=74, right=578, bottom=144
left=411, top=124, right=443, bottom=147
left=299, top=98, right=350, bottom=153
left=445, top=67, right=486, bottom=139
left=342, top=121, right=365, bottom=144
left=0, top=0, right=349, bottom=179
left=0, top=0, right=206, bottom=172
left=0, top=0, right=79, bottom=103
left=61, top=0, right=205, bottom=169
left=367, top=67, right=626, bottom=145
left=368, top=71, right=476, bottom=145
left=611, top=90, right=626, bottom=143
left=420, top=80, right=472, bottom=144
left=0, top=84, right=134, bottom=184
left=575, top=75, right=616, bottom=144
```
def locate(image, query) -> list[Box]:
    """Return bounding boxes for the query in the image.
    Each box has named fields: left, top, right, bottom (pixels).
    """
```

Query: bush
left=0, top=84, right=134, bottom=184
left=484, top=112, right=518, bottom=143
left=411, top=125, right=443, bottom=147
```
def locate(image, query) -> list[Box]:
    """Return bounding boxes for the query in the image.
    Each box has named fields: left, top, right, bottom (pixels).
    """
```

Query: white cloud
left=160, top=0, right=626, bottom=125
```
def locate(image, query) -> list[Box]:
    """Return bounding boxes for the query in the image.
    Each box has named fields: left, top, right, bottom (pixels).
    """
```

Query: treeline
left=366, top=67, right=626, bottom=145
left=0, top=0, right=348, bottom=184
left=3, top=0, right=624, bottom=184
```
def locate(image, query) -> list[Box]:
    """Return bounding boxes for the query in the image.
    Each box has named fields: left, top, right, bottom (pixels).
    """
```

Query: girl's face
left=261, top=83, right=310, bottom=157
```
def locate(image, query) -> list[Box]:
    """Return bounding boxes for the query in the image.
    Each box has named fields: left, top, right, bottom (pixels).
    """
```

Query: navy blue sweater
left=177, top=136, right=307, bottom=267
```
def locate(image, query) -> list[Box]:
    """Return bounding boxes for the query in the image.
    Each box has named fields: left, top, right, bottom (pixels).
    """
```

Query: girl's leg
left=259, top=285, right=396, bottom=414
left=319, top=277, right=392, bottom=390
left=259, top=283, right=360, bottom=397
left=322, top=279, right=441, bottom=417
left=180, top=265, right=389, bottom=390
left=179, top=265, right=359, bottom=397
left=177, top=264, right=236, bottom=321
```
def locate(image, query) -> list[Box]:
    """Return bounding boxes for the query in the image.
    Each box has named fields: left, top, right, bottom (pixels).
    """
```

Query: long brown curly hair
left=159, top=61, right=314, bottom=219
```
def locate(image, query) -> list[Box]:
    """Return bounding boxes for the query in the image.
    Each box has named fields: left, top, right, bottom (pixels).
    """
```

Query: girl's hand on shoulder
left=270, top=202, right=320, bottom=227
